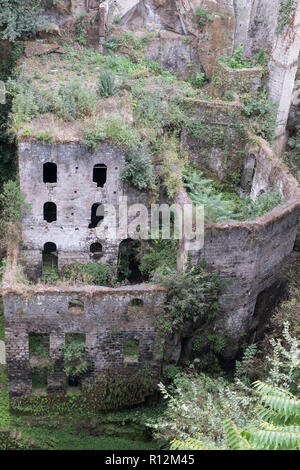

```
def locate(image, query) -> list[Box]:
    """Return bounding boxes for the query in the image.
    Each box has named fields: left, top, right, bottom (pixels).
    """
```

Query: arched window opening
left=93, top=164, right=107, bottom=187
left=43, top=162, right=57, bottom=183
left=117, top=239, right=145, bottom=284
left=42, top=242, right=58, bottom=278
left=89, top=203, right=104, bottom=229
left=43, top=202, right=57, bottom=223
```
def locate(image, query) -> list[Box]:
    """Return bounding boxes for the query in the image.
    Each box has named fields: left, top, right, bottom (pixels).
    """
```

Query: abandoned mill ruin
left=1, top=0, right=300, bottom=418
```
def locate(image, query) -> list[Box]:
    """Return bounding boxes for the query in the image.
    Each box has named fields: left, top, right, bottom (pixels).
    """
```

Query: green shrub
left=10, top=82, right=40, bottom=127
left=20, top=126, right=34, bottom=138
left=253, top=48, right=268, bottom=66
left=98, top=70, right=116, bottom=97
left=82, top=117, right=106, bottom=149
left=224, top=90, right=236, bottom=101
left=9, top=74, right=97, bottom=126
left=194, top=7, right=215, bottom=27
left=75, top=12, right=87, bottom=46
left=134, top=89, right=168, bottom=128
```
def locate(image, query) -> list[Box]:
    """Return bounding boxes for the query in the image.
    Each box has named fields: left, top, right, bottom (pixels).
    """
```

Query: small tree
left=62, top=342, right=89, bottom=379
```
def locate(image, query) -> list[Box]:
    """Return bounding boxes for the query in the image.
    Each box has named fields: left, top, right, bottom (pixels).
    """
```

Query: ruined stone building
left=2, top=0, right=300, bottom=401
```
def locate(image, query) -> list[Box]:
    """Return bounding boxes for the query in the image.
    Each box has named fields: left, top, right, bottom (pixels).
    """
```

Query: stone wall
left=3, top=283, right=165, bottom=397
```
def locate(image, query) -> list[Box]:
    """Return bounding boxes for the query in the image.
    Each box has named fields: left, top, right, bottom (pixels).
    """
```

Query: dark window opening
left=124, top=338, right=139, bottom=363
left=29, top=333, right=50, bottom=359
left=89, top=203, right=104, bottom=229
left=64, top=334, right=86, bottom=388
left=118, top=239, right=146, bottom=284
left=68, top=299, right=84, bottom=316
left=93, top=164, right=107, bottom=188
left=42, top=242, right=58, bottom=278
left=43, top=162, right=57, bottom=183
left=43, top=202, right=57, bottom=223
